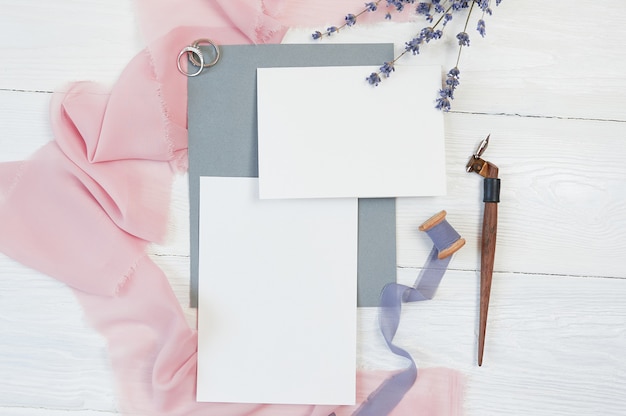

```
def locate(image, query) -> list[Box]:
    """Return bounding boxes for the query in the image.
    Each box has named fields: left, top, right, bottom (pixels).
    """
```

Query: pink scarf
left=0, top=1, right=464, bottom=414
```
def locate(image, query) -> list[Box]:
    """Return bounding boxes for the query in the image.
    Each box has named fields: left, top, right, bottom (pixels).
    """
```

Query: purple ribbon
left=351, top=217, right=461, bottom=416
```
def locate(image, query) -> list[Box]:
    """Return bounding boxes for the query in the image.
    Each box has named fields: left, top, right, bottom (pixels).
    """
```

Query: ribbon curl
left=355, top=212, right=464, bottom=416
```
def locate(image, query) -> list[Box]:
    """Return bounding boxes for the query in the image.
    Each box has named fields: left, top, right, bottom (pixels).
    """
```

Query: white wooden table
left=1, top=1, right=625, bottom=415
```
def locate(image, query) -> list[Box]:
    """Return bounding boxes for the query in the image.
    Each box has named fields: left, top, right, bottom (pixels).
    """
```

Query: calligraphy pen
left=466, top=135, right=500, bottom=366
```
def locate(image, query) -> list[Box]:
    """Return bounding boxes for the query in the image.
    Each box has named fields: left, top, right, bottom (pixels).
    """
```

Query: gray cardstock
left=188, top=43, right=397, bottom=307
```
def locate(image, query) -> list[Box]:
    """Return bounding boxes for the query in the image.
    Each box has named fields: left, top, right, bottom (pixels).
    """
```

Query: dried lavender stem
left=456, top=0, right=476, bottom=67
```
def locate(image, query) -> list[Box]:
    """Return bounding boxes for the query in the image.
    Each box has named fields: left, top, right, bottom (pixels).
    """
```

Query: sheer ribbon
left=355, top=216, right=462, bottom=415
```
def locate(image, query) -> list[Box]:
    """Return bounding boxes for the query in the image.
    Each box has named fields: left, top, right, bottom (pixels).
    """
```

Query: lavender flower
left=451, top=1, right=466, bottom=11
left=366, top=72, right=382, bottom=86
left=435, top=67, right=461, bottom=111
left=435, top=94, right=451, bottom=111
left=311, top=0, right=504, bottom=110
left=432, top=0, right=445, bottom=13
left=456, top=31, right=470, bottom=46
left=477, top=0, right=492, bottom=14
left=405, top=36, right=422, bottom=54
left=420, top=26, right=442, bottom=42
left=416, top=2, right=431, bottom=15
left=380, top=61, right=395, bottom=77
left=310, top=0, right=383, bottom=39
left=387, top=0, right=404, bottom=12
left=477, top=19, right=486, bottom=37
left=365, top=2, right=378, bottom=12
left=416, top=2, right=434, bottom=22
left=447, top=67, right=461, bottom=86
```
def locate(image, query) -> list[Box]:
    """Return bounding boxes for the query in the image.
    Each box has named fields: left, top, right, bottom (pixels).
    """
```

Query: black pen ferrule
left=483, top=178, right=501, bottom=203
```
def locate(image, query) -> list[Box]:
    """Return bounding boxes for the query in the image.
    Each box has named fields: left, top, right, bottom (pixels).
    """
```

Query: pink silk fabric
left=0, top=1, right=464, bottom=415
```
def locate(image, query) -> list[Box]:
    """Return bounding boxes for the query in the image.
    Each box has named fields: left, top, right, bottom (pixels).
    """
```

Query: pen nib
left=474, top=134, right=490, bottom=159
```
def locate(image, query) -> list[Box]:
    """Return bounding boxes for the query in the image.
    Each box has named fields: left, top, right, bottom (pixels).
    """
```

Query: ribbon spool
left=419, top=210, right=465, bottom=259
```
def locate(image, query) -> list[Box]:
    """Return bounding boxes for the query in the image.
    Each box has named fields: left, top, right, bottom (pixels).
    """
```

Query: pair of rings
left=177, top=38, right=220, bottom=77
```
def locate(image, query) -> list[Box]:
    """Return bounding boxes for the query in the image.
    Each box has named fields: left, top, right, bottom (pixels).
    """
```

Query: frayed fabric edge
left=0, top=160, right=28, bottom=210
left=254, top=0, right=288, bottom=44
left=143, top=46, right=178, bottom=165
left=114, top=252, right=152, bottom=297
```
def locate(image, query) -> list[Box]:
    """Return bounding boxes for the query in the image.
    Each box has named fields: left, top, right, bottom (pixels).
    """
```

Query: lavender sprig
left=435, top=67, right=460, bottom=111
left=312, top=0, right=384, bottom=39
left=366, top=2, right=452, bottom=86
left=312, top=0, right=504, bottom=111
left=312, top=0, right=427, bottom=39
left=436, top=0, right=475, bottom=110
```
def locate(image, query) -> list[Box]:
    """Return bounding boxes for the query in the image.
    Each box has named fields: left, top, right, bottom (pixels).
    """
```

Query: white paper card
left=196, top=177, right=358, bottom=405
left=257, top=65, right=446, bottom=199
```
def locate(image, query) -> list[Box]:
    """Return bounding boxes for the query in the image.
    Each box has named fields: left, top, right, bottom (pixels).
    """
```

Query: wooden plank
left=360, top=268, right=626, bottom=416
left=0, top=90, right=53, bottom=161
left=2, top=258, right=624, bottom=416
left=2, top=1, right=626, bottom=415
left=2, top=0, right=623, bottom=122
left=159, top=111, right=626, bottom=279
left=0, top=256, right=118, bottom=413
left=0, top=0, right=139, bottom=92
left=284, top=1, right=626, bottom=121
left=396, top=112, right=626, bottom=279
left=453, top=0, right=626, bottom=121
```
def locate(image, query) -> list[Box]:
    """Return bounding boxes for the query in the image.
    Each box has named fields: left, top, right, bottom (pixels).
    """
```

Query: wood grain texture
left=285, top=0, right=626, bottom=120
left=0, top=256, right=118, bottom=414
left=1, top=0, right=626, bottom=415
left=363, top=268, right=626, bottom=416
left=0, top=0, right=140, bottom=92
left=396, top=113, right=626, bottom=279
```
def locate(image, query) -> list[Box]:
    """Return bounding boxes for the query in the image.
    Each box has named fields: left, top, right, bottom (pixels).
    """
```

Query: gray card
left=188, top=43, right=396, bottom=307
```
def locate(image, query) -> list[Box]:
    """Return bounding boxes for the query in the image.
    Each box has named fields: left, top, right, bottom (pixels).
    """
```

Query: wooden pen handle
left=478, top=201, right=498, bottom=366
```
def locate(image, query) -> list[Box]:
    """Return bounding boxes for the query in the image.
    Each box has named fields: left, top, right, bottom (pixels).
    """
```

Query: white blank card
left=196, top=177, right=358, bottom=405
left=257, top=65, right=446, bottom=199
